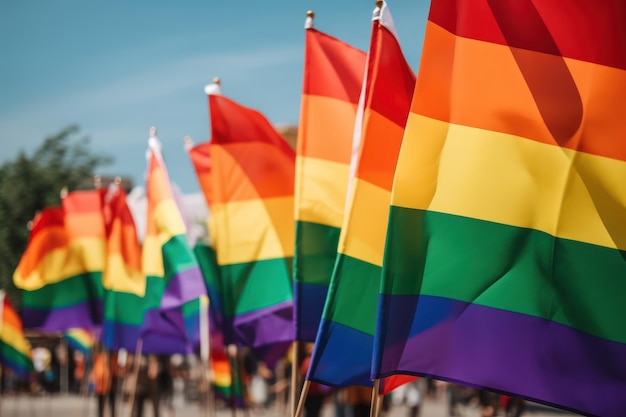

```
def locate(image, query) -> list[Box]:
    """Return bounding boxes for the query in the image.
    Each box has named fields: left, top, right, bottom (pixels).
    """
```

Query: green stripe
left=383, top=207, right=626, bottom=343
left=103, top=290, right=146, bottom=325
left=162, top=234, right=200, bottom=286
left=21, top=272, right=103, bottom=309
left=0, top=343, right=33, bottom=372
left=220, top=257, right=293, bottom=317
left=322, top=254, right=381, bottom=336
left=144, top=276, right=165, bottom=310
left=294, top=221, right=341, bottom=286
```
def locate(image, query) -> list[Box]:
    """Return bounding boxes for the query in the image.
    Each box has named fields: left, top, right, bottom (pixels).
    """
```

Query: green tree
left=0, top=125, right=112, bottom=308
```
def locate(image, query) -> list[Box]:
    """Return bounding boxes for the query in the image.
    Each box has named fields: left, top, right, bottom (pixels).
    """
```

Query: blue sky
left=0, top=1, right=430, bottom=194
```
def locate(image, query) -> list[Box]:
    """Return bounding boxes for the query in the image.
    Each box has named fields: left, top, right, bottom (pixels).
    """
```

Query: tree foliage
left=0, top=125, right=112, bottom=308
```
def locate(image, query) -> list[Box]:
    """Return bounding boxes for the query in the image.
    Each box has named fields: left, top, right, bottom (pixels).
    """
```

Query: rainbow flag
left=141, top=133, right=207, bottom=354
left=65, top=328, right=95, bottom=353
left=307, top=1, right=415, bottom=389
left=14, top=190, right=106, bottom=331
left=0, top=291, right=33, bottom=379
left=372, top=0, right=626, bottom=416
left=206, top=86, right=294, bottom=357
left=101, top=183, right=147, bottom=351
left=293, top=13, right=366, bottom=342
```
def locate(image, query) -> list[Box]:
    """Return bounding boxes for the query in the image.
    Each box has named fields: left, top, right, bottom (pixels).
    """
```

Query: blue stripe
left=294, top=281, right=329, bottom=342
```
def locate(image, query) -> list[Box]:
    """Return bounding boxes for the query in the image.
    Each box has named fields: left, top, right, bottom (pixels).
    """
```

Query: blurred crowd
left=0, top=340, right=526, bottom=417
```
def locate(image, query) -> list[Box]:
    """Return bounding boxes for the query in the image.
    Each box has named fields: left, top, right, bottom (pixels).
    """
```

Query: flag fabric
left=372, top=0, right=626, bottom=416
left=307, top=1, right=415, bottom=390
left=65, top=328, right=96, bottom=354
left=14, top=190, right=106, bottom=331
left=141, top=133, right=207, bottom=354
left=206, top=86, right=295, bottom=358
left=293, top=15, right=366, bottom=342
left=0, top=291, right=33, bottom=379
left=101, top=183, right=147, bottom=351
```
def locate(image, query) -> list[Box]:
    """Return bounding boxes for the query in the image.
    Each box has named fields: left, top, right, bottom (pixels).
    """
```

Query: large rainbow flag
left=206, top=85, right=294, bottom=359
left=307, top=1, right=415, bottom=390
left=293, top=12, right=366, bottom=343
left=0, top=290, right=33, bottom=379
left=101, top=182, right=146, bottom=351
left=141, top=133, right=207, bottom=354
left=14, top=190, right=106, bottom=331
left=372, top=0, right=626, bottom=416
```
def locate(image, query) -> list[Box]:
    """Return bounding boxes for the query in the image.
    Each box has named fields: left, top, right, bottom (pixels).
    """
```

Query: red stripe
left=303, top=29, right=366, bottom=103
left=429, top=0, right=626, bottom=70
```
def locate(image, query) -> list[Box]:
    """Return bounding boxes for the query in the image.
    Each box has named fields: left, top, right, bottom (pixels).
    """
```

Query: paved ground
left=0, top=393, right=582, bottom=417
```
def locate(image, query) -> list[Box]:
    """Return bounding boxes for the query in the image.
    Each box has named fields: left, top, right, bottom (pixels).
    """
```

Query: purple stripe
left=22, top=301, right=102, bottom=332
left=375, top=294, right=626, bottom=417
left=228, top=301, right=293, bottom=347
left=161, top=267, right=207, bottom=309
left=102, top=320, right=142, bottom=351
left=140, top=307, right=193, bottom=354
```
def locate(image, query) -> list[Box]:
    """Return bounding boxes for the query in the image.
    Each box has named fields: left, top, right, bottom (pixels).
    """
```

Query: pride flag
left=65, top=328, right=95, bottom=354
left=293, top=13, right=366, bottom=342
left=206, top=86, right=294, bottom=357
left=307, top=1, right=415, bottom=390
left=14, top=190, right=106, bottom=331
left=101, top=182, right=146, bottom=351
left=0, top=290, right=33, bottom=379
left=372, top=1, right=626, bottom=416
left=141, top=132, right=207, bottom=354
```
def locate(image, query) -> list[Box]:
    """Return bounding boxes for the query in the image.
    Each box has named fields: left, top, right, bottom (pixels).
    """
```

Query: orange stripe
left=188, top=143, right=214, bottom=206
left=297, top=95, right=358, bottom=164
left=356, top=109, right=405, bottom=191
left=15, top=224, right=68, bottom=278
left=415, top=21, right=626, bottom=161
left=212, top=143, right=294, bottom=202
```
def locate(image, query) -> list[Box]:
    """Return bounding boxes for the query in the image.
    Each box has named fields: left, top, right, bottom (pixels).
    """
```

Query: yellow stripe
left=295, top=156, right=350, bottom=228
left=143, top=199, right=186, bottom=277
left=339, top=179, right=391, bottom=267
left=14, top=239, right=105, bottom=291
left=213, top=196, right=294, bottom=265
left=103, top=254, right=145, bottom=296
left=142, top=236, right=164, bottom=277
left=0, top=325, right=31, bottom=357
left=153, top=199, right=187, bottom=239
left=393, top=113, right=626, bottom=249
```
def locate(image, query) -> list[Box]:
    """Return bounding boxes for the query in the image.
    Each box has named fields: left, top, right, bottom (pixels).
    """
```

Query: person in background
left=299, top=343, right=329, bottom=417
left=132, top=354, right=160, bottom=417
left=91, top=348, right=115, bottom=417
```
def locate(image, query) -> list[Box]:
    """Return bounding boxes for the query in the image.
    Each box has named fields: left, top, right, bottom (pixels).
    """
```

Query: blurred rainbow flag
left=373, top=0, right=626, bottom=415
left=101, top=182, right=146, bottom=351
left=293, top=12, right=366, bottom=343
left=0, top=290, right=33, bottom=379
left=14, top=189, right=106, bottom=331
left=65, top=328, right=95, bottom=353
left=307, top=1, right=415, bottom=391
left=141, top=131, right=207, bottom=354
left=205, top=84, right=294, bottom=362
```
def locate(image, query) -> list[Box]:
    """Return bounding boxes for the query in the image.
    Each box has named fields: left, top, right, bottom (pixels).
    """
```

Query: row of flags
left=2, top=1, right=625, bottom=416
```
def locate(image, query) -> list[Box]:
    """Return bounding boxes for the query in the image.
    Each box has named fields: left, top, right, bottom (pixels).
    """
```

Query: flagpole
left=199, top=295, right=214, bottom=417
left=294, top=379, right=310, bottom=417
left=370, top=379, right=381, bottom=417
left=290, top=341, right=300, bottom=417
left=125, top=338, right=143, bottom=417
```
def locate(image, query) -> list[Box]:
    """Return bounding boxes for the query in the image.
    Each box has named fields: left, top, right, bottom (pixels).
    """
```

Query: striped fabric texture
left=307, top=1, right=415, bottom=390
left=372, top=1, right=626, bottom=416
left=141, top=135, right=207, bottom=354
left=101, top=184, right=147, bottom=351
left=14, top=190, right=106, bottom=331
left=207, top=89, right=295, bottom=356
left=293, top=21, right=366, bottom=343
left=0, top=291, right=33, bottom=379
